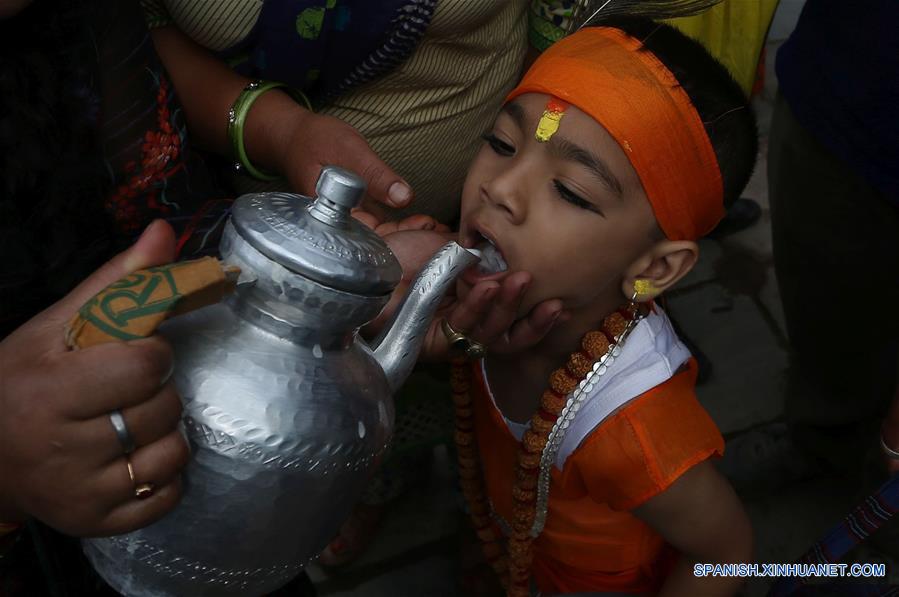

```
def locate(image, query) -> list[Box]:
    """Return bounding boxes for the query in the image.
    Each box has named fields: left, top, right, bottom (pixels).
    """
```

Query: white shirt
left=481, top=307, right=691, bottom=469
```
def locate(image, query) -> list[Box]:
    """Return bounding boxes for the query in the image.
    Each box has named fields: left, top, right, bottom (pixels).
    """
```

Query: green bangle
left=226, top=80, right=312, bottom=181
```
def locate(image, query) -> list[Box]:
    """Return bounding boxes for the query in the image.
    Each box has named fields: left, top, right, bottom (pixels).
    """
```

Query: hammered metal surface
left=82, top=211, right=479, bottom=596
left=84, top=302, right=394, bottom=596
left=220, top=221, right=389, bottom=336
left=231, top=191, right=401, bottom=295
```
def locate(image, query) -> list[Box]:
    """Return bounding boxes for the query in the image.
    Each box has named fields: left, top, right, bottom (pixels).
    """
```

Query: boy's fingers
left=396, top=215, right=439, bottom=232
left=445, top=283, right=500, bottom=337
left=473, top=274, right=530, bottom=343
left=43, top=220, right=177, bottom=327
left=497, top=300, right=565, bottom=354
left=350, top=207, right=382, bottom=230
left=374, top=221, right=402, bottom=237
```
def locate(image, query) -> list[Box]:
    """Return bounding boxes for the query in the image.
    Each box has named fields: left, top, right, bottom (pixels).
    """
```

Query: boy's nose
left=481, top=169, right=528, bottom=224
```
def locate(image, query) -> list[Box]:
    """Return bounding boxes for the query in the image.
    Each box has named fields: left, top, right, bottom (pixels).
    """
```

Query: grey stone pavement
left=308, top=3, right=898, bottom=595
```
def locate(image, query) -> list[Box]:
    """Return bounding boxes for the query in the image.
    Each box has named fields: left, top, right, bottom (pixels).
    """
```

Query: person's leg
left=768, top=92, right=899, bottom=475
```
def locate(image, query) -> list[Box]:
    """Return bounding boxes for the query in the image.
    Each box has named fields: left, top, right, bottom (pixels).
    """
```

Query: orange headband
left=506, top=27, right=724, bottom=240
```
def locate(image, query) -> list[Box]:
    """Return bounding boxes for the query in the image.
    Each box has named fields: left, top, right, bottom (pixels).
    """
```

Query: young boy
left=380, top=17, right=757, bottom=597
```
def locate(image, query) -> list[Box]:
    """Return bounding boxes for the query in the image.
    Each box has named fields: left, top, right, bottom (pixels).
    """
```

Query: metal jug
left=83, top=166, right=478, bottom=596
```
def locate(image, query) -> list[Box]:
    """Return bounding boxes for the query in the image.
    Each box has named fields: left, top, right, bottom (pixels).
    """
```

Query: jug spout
left=371, top=242, right=480, bottom=394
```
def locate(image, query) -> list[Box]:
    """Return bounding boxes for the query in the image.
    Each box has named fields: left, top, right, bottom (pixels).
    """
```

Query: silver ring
left=109, top=410, right=136, bottom=454
left=880, top=434, right=899, bottom=461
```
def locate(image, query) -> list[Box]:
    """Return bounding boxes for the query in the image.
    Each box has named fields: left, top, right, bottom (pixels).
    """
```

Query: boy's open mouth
left=462, top=228, right=509, bottom=285
left=476, top=235, right=508, bottom=275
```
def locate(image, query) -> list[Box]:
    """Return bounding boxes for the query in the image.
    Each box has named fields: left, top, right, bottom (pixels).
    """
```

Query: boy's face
left=458, top=93, right=660, bottom=319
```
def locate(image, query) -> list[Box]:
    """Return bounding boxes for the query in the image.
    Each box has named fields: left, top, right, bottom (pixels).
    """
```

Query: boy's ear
left=620, top=240, right=699, bottom=301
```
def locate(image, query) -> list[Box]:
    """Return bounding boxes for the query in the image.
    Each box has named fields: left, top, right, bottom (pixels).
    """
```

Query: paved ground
left=309, top=3, right=899, bottom=594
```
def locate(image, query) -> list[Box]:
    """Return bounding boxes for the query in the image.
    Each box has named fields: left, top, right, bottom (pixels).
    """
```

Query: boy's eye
left=482, top=133, right=515, bottom=156
left=553, top=180, right=602, bottom=215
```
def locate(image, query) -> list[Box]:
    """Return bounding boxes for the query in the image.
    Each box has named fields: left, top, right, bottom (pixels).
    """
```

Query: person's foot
left=716, top=422, right=828, bottom=493
left=317, top=503, right=386, bottom=568
left=708, top=197, right=762, bottom=239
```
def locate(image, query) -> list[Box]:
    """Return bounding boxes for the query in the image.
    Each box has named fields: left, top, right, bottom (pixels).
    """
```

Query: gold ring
left=126, top=458, right=156, bottom=500
left=464, top=340, right=487, bottom=360
left=441, top=319, right=486, bottom=360
left=441, top=319, right=470, bottom=350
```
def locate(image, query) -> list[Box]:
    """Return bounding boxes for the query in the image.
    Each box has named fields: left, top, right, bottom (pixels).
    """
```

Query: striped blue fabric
left=221, top=0, right=438, bottom=101
left=330, top=0, right=438, bottom=100
left=768, top=474, right=899, bottom=597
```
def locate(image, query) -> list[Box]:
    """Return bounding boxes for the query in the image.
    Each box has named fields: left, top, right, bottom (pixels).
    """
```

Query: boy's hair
left=600, top=17, right=759, bottom=209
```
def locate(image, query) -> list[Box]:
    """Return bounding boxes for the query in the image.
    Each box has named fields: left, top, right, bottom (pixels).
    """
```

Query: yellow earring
left=632, top=279, right=658, bottom=301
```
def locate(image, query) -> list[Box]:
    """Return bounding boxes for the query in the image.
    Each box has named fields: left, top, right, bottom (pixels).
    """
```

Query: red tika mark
left=546, top=97, right=569, bottom=114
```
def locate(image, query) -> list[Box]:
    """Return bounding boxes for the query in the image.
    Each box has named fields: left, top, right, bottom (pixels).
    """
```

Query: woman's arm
left=634, top=459, right=753, bottom=597
left=149, top=25, right=412, bottom=208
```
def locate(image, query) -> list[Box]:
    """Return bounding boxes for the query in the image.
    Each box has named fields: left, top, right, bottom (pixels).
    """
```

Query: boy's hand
left=351, top=210, right=452, bottom=236
left=371, top=214, right=452, bottom=237
left=0, top=221, right=190, bottom=537
left=432, top=271, right=565, bottom=358
left=363, top=228, right=566, bottom=360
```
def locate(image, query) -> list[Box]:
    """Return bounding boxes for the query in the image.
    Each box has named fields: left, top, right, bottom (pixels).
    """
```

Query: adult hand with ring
left=109, top=411, right=157, bottom=500
left=0, top=221, right=190, bottom=537
left=109, top=410, right=136, bottom=455
left=126, top=458, right=156, bottom=500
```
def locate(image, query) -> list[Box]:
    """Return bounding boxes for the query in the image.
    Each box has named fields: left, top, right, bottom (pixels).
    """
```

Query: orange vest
left=470, top=358, right=724, bottom=594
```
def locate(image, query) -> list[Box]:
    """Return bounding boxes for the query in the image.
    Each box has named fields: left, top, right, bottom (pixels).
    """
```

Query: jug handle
left=64, top=257, right=240, bottom=349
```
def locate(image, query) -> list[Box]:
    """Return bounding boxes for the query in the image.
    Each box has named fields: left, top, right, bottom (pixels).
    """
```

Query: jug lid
left=230, top=166, right=402, bottom=296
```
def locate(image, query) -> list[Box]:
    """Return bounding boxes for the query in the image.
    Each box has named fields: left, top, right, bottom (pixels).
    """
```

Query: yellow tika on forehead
left=506, top=27, right=724, bottom=241
left=535, top=97, right=569, bottom=143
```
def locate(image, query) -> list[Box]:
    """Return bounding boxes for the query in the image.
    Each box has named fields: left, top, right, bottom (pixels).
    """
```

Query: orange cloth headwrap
left=506, top=27, right=724, bottom=240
